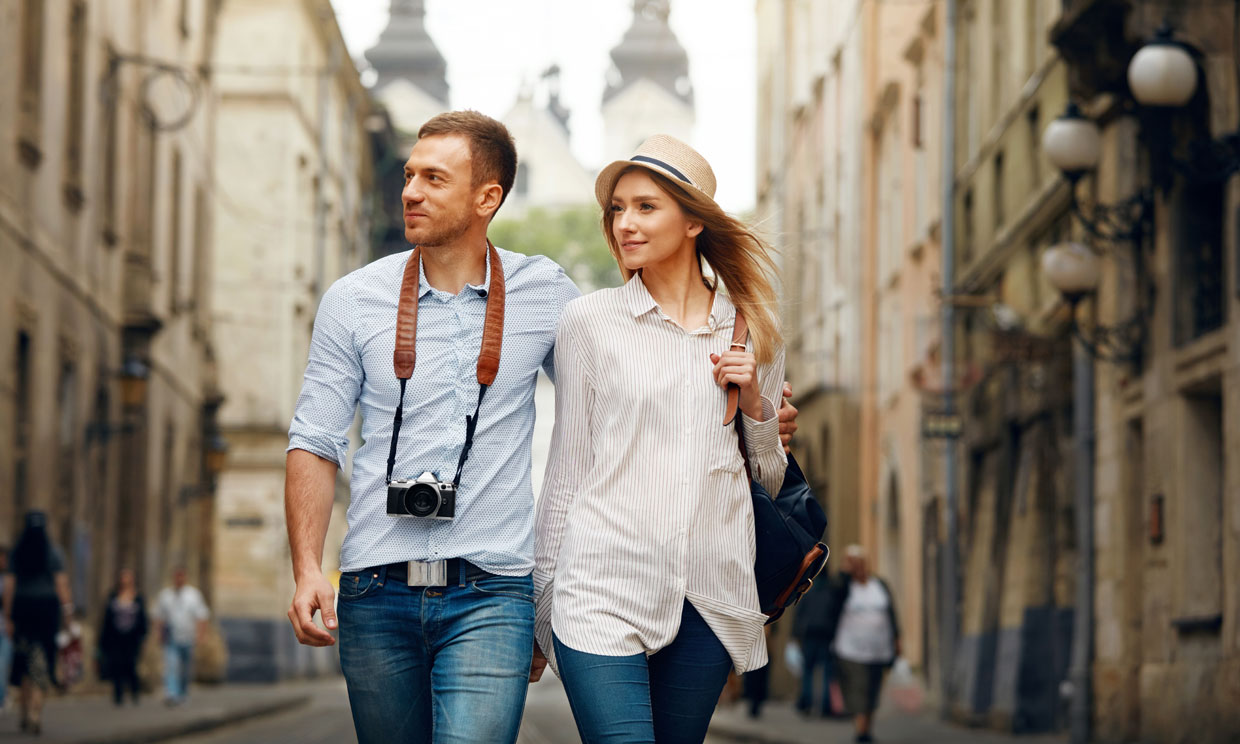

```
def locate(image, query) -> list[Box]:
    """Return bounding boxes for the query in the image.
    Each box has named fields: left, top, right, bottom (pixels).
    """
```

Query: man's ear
left=476, top=183, right=504, bottom=219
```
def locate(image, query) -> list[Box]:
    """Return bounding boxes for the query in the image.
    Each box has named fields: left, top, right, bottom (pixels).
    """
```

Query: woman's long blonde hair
left=602, top=167, right=783, bottom=365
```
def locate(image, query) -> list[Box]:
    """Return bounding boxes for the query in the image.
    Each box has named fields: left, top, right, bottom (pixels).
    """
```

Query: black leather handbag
left=725, top=312, right=829, bottom=624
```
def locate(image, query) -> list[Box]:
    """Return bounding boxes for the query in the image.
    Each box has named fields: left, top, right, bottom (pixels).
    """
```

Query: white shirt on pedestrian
left=833, top=579, right=895, bottom=664
left=534, top=275, right=787, bottom=675
left=156, top=585, right=209, bottom=646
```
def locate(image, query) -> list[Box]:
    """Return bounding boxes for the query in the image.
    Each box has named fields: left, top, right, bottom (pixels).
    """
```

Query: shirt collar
left=623, top=273, right=736, bottom=331
left=415, top=244, right=492, bottom=299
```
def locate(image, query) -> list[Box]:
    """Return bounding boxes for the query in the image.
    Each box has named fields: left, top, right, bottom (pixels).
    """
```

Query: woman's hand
left=710, top=350, right=763, bottom=421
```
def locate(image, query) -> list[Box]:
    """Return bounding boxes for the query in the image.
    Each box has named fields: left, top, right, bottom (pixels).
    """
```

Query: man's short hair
left=418, top=111, right=518, bottom=212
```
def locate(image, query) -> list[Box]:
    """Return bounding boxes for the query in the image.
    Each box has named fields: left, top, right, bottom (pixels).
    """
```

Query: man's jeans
left=0, top=631, right=12, bottom=706
left=337, top=565, right=535, bottom=744
left=797, top=636, right=837, bottom=715
left=163, top=642, right=194, bottom=701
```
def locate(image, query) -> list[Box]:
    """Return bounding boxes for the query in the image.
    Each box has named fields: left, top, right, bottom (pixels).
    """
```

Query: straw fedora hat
left=594, top=134, right=718, bottom=209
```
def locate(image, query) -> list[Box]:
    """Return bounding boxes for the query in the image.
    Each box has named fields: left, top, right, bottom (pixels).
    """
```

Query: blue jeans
left=553, top=600, right=734, bottom=744
left=163, top=641, right=194, bottom=701
left=797, top=636, right=837, bottom=714
left=337, top=565, right=535, bottom=744
left=0, top=630, right=11, bottom=705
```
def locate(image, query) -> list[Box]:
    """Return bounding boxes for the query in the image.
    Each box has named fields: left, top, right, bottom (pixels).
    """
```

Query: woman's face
left=118, top=569, right=135, bottom=591
left=610, top=170, right=702, bottom=274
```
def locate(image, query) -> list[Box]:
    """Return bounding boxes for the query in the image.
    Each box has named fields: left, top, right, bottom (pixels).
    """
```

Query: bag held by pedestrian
left=724, top=311, right=829, bottom=623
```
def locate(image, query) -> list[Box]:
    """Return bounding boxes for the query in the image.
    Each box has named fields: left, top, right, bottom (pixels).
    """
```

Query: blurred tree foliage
left=489, top=205, right=622, bottom=291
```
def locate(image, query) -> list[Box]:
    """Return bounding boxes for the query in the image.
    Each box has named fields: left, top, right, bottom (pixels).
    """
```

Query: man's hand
left=778, top=381, right=799, bottom=453
left=287, top=573, right=338, bottom=647
left=529, top=642, right=549, bottom=683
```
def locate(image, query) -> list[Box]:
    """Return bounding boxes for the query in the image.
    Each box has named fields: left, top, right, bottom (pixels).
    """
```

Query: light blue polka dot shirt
left=288, top=246, right=581, bottom=574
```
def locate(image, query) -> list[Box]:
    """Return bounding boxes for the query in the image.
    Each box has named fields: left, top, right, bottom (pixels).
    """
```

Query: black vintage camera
left=387, top=472, right=456, bottom=520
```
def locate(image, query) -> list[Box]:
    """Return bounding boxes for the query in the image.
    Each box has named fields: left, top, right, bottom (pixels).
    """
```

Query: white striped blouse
left=534, top=274, right=787, bottom=675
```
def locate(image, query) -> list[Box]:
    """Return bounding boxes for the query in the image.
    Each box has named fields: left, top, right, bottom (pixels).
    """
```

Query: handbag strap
left=722, top=310, right=754, bottom=481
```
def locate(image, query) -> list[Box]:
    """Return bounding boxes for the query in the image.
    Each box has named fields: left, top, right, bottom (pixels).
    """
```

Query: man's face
left=401, top=134, right=479, bottom=248
left=173, top=569, right=186, bottom=588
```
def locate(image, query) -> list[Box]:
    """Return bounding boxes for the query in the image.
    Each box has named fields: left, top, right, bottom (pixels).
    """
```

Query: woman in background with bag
left=2, top=511, right=71, bottom=735
left=534, top=135, right=787, bottom=743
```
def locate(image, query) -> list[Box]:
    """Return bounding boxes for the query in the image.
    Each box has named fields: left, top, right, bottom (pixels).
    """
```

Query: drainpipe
left=1068, top=340, right=1095, bottom=743
left=938, top=0, right=960, bottom=717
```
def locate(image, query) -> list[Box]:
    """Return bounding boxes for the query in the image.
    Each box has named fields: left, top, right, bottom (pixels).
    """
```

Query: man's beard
left=406, top=207, right=473, bottom=248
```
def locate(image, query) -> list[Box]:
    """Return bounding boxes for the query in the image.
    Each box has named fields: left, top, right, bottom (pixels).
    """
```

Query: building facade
left=1051, top=1, right=1240, bottom=741
left=754, top=0, right=870, bottom=695
left=0, top=0, right=223, bottom=655
left=209, top=0, right=371, bottom=682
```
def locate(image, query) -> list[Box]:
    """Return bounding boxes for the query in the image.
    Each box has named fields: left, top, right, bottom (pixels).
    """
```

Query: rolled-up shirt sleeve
left=741, top=344, right=787, bottom=496
left=287, top=278, right=362, bottom=466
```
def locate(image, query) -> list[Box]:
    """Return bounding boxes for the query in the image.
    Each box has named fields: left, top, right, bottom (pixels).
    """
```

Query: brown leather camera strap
left=385, top=241, right=506, bottom=485
left=394, top=240, right=506, bottom=383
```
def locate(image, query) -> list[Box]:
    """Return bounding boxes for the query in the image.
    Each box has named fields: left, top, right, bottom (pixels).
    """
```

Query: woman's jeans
left=797, top=635, right=837, bottom=715
left=336, top=566, right=535, bottom=744
left=554, top=600, right=735, bottom=744
left=0, top=631, right=11, bottom=705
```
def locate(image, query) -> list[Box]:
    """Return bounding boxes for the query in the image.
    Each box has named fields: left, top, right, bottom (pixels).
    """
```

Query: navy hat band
left=630, top=155, right=692, bottom=187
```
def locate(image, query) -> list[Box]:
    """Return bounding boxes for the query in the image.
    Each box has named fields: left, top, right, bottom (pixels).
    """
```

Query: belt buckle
left=406, top=559, right=447, bottom=587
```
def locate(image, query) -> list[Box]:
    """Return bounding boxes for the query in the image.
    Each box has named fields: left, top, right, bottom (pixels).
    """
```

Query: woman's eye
left=610, top=204, right=622, bottom=213
left=640, top=203, right=654, bottom=211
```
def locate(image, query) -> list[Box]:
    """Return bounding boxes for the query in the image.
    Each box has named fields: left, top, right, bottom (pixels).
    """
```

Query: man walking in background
left=154, top=567, right=209, bottom=706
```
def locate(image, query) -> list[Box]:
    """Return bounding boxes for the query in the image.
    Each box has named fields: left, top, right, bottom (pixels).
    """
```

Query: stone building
left=1049, top=1, right=1240, bottom=741
left=208, top=0, right=371, bottom=682
left=602, top=0, right=695, bottom=160
left=944, top=0, right=1080, bottom=733
left=0, top=0, right=223, bottom=629
left=753, top=0, right=869, bottom=694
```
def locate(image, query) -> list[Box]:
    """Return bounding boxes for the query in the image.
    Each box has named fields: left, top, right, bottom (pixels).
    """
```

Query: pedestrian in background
left=99, top=568, right=148, bottom=706
left=153, top=567, right=208, bottom=706
left=830, top=545, right=900, bottom=744
left=791, top=568, right=843, bottom=717
left=2, top=511, right=71, bottom=735
left=0, top=547, right=11, bottom=713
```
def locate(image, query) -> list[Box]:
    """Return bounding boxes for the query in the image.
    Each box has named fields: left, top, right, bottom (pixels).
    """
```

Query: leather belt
left=378, top=558, right=494, bottom=587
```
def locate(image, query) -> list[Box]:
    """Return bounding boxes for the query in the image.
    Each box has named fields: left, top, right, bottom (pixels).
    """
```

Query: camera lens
left=405, top=484, right=439, bottom=517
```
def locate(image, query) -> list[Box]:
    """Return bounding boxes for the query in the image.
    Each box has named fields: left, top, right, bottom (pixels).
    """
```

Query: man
left=0, top=548, right=10, bottom=712
left=828, top=546, right=901, bottom=744
left=285, top=111, right=799, bottom=743
left=791, top=564, right=843, bottom=717
left=153, top=567, right=209, bottom=706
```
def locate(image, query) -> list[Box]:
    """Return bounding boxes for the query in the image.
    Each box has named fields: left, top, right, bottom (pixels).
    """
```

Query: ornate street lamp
left=119, top=355, right=150, bottom=409
left=1042, top=242, right=1145, bottom=363
left=1127, top=26, right=1198, bottom=107
left=204, top=435, right=229, bottom=479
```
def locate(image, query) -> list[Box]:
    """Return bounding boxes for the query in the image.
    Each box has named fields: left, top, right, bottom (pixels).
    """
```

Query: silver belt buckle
left=407, top=559, right=447, bottom=587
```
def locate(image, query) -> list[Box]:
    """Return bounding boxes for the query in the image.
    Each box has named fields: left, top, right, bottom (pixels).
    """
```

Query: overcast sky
left=330, top=0, right=757, bottom=212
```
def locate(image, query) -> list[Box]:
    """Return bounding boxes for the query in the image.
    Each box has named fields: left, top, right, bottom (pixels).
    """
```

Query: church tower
left=364, top=0, right=449, bottom=141
left=602, top=0, right=695, bottom=160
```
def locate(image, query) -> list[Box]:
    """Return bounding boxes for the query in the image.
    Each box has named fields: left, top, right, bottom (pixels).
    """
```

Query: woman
left=829, top=545, right=901, bottom=744
left=534, top=135, right=786, bottom=743
left=2, top=511, right=71, bottom=735
left=99, top=568, right=148, bottom=706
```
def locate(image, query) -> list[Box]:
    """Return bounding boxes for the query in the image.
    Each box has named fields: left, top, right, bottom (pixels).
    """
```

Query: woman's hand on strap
left=710, top=351, right=763, bottom=421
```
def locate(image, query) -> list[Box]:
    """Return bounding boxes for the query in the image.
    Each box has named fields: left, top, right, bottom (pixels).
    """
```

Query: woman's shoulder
left=562, top=286, right=627, bottom=323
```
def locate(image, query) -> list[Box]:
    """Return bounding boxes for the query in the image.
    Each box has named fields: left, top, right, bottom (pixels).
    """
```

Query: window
left=101, top=49, right=120, bottom=245
left=1027, top=106, right=1041, bottom=190
left=514, top=163, right=530, bottom=197
left=63, top=1, right=88, bottom=208
left=169, top=149, right=183, bottom=313
left=17, top=0, right=46, bottom=166
left=962, top=188, right=975, bottom=265
left=14, top=332, right=33, bottom=521
left=191, top=185, right=207, bottom=316
left=56, top=360, right=77, bottom=548
left=1171, top=178, right=1225, bottom=344
left=994, top=151, right=1005, bottom=230
left=991, top=0, right=1005, bottom=123
left=1177, top=387, right=1223, bottom=624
